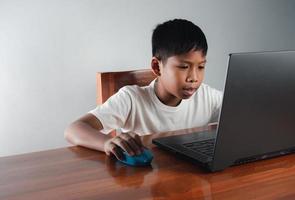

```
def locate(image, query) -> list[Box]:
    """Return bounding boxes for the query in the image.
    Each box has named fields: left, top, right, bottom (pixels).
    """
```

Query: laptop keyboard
left=182, top=138, right=215, bottom=158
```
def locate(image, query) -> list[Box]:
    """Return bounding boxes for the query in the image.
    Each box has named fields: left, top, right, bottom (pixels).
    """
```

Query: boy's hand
left=104, top=132, right=144, bottom=160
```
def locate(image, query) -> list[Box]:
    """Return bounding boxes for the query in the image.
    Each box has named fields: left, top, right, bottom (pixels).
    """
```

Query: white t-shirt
left=89, top=80, right=223, bottom=136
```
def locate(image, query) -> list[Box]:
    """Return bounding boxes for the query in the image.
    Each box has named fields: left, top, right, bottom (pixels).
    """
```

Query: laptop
left=152, top=50, right=295, bottom=172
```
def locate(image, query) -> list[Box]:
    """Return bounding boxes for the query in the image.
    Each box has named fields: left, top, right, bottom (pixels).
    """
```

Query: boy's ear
left=151, top=57, right=161, bottom=76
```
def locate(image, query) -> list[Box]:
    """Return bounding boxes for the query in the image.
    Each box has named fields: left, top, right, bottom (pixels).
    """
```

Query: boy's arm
left=64, top=113, right=111, bottom=152
left=64, top=113, right=143, bottom=159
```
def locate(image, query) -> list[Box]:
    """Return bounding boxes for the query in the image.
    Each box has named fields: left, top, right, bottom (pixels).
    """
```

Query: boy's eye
left=178, top=65, right=189, bottom=69
left=199, top=66, right=205, bottom=69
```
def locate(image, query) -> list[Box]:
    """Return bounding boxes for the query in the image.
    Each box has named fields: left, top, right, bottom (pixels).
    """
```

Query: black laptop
left=152, top=51, right=295, bottom=172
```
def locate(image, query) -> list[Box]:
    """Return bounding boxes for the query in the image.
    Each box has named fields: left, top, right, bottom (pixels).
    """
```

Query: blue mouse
left=118, top=148, right=153, bottom=166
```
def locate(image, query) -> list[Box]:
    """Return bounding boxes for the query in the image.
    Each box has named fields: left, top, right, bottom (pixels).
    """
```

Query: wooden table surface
left=1, top=126, right=295, bottom=200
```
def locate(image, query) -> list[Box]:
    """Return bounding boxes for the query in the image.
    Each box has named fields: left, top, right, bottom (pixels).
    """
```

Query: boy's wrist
left=103, top=137, right=115, bottom=154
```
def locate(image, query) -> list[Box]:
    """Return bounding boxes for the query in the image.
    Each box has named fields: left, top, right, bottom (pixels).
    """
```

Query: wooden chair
left=96, top=69, right=157, bottom=136
left=96, top=69, right=157, bottom=104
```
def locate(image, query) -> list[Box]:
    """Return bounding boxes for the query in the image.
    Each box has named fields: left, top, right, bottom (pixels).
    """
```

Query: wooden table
left=1, top=126, right=295, bottom=200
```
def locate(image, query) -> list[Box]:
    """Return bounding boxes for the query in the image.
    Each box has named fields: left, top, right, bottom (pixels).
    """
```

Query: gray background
left=1, top=0, right=295, bottom=156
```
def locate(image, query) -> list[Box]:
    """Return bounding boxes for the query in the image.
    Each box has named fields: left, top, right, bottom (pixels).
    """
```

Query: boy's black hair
left=152, top=19, right=208, bottom=63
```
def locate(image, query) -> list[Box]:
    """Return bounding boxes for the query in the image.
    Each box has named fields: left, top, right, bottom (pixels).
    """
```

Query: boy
left=64, top=19, right=222, bottom=161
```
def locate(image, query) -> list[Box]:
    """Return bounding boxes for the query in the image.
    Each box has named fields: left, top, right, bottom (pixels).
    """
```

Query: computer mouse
left=118, top=148, right=153, bottom=167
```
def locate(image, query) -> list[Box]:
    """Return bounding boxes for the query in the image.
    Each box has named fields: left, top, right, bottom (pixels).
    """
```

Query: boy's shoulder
left=118, top=82, right=153, bottom=99
left=197, top=83, right=220, bottom=93
left=195, top=83, right=222, bottom=100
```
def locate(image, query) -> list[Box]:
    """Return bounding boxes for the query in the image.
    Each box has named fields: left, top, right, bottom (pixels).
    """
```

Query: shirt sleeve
left=209, top=87, right=223, bottom=123
left=88, top=87, right=132, bottom=134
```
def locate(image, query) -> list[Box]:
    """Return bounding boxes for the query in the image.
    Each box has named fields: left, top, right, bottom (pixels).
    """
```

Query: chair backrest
left=96, top=69, right=157, bottom=105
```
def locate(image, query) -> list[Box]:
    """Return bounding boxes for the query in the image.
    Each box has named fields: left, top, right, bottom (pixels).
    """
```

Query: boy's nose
left=187, top=71, right=198, bottom=82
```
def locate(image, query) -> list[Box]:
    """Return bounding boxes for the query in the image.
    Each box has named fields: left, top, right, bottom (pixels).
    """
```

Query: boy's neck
left=154, top=79, right=182, bottom=107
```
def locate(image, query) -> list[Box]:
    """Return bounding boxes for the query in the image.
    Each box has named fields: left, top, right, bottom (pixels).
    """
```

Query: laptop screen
left=212, top=51, right=295, bottom=171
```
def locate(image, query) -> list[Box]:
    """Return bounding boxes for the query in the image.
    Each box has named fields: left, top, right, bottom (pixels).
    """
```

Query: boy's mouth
left=182, top=87, right=197, bottom=96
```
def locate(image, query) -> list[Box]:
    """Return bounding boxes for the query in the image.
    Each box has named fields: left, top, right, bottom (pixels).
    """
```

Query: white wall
left=1, top=0, right=295, bottom=156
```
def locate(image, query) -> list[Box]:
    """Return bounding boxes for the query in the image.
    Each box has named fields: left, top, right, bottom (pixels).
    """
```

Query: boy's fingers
left=130, top=132, right=145, bottom=149
left=112, top=137, right=134, bottom=156
left=109, top=144, right=123, bottom=160
left=128, top=139, right=142, bottom=155
left=119, top=134, right=142, bottom=155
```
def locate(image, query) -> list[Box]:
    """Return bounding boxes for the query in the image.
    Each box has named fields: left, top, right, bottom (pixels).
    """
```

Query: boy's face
left=152, top=50, right=206, bottom=106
